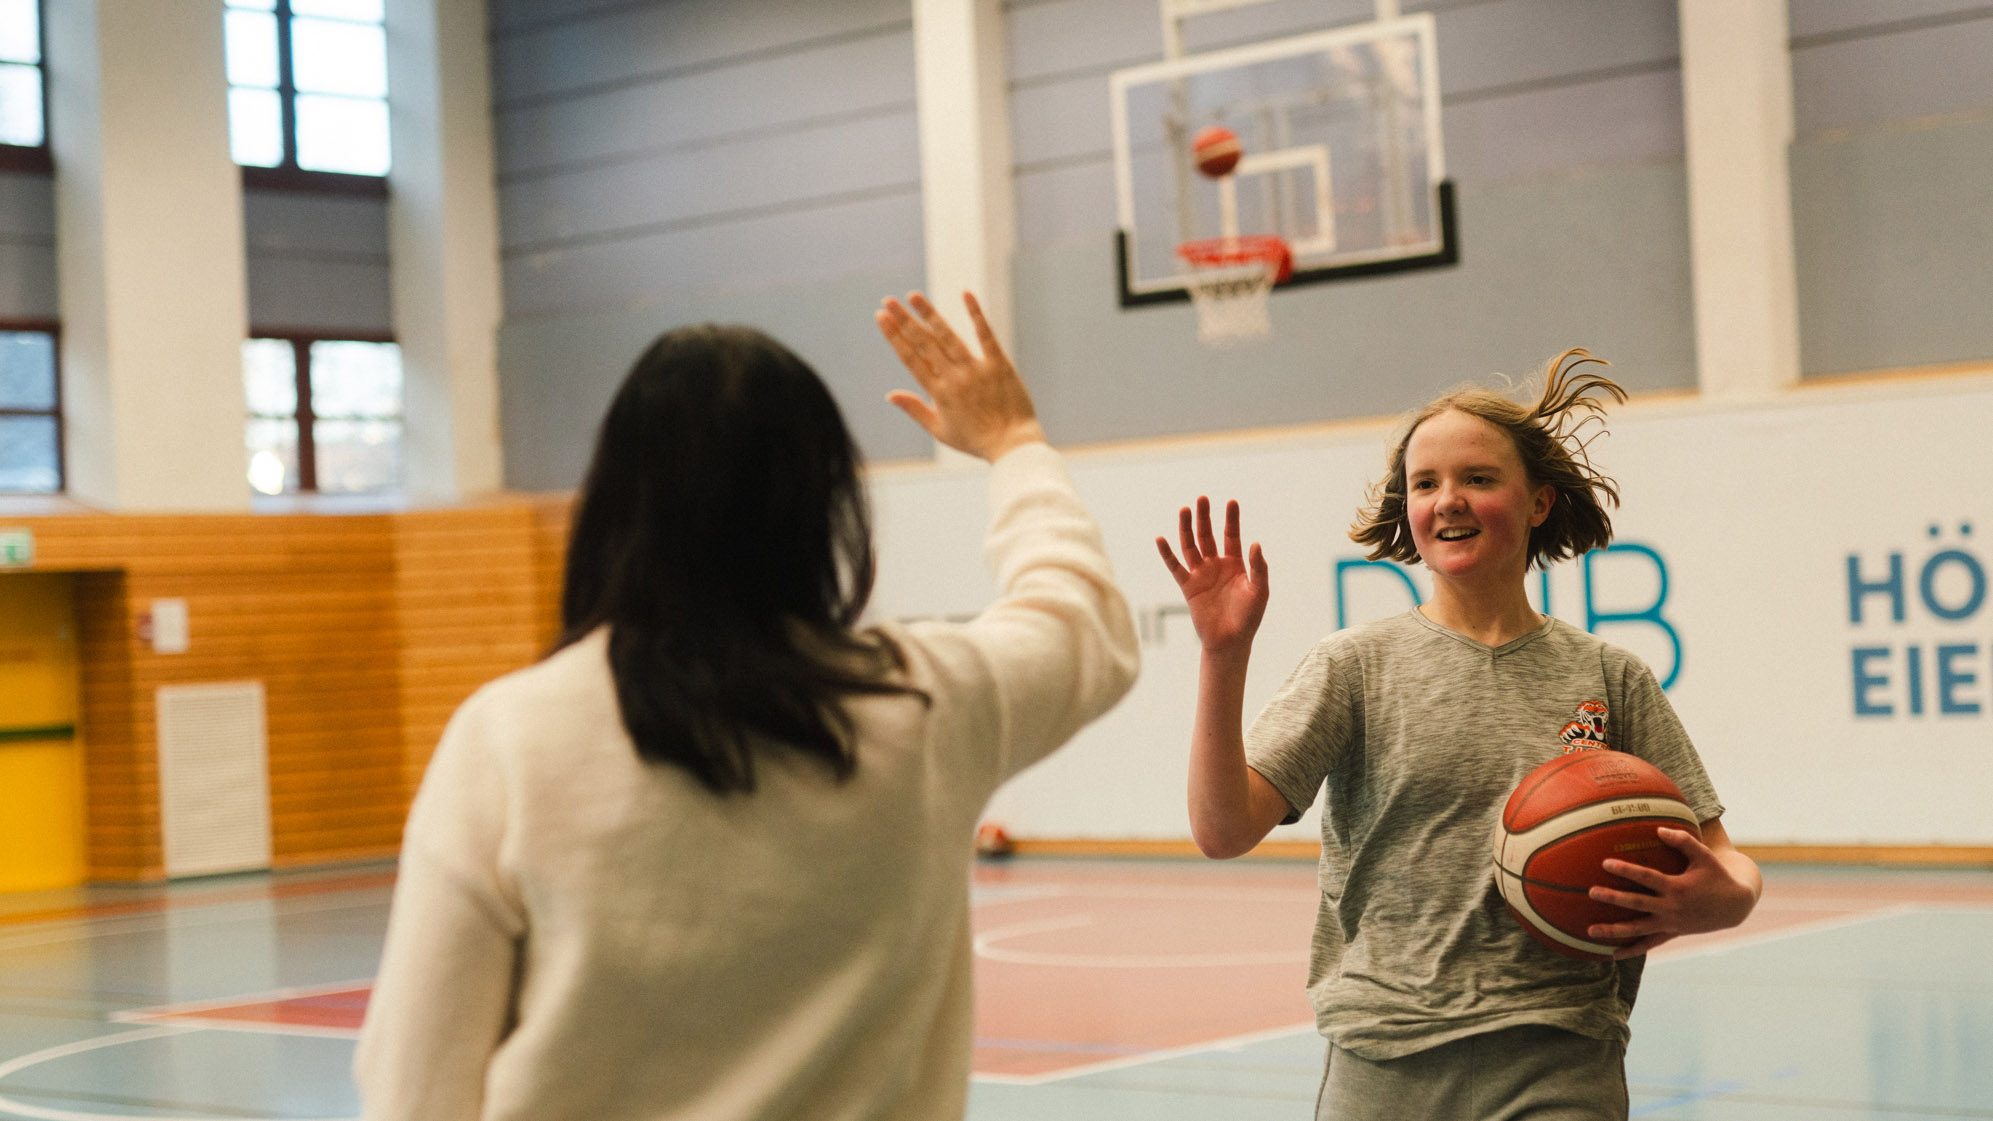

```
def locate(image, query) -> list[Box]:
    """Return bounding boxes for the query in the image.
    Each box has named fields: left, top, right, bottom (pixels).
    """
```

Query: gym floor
left=0, top=859, right=1986, bottom=1120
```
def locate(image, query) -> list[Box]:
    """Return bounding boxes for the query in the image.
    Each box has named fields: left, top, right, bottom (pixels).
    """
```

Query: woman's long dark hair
left=557, top=325, right=921, bottom=793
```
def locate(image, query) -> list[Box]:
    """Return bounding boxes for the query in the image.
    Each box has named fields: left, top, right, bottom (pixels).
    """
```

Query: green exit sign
left=0, top=528, right=32, bottom=567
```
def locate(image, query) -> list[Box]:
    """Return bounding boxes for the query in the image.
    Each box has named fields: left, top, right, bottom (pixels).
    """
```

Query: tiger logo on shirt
left=1558, top=699, right=1609, bottom=752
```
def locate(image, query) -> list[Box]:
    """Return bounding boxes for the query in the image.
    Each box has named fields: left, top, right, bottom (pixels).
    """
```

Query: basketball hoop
left=1176, top=235, right=1293, bottom=345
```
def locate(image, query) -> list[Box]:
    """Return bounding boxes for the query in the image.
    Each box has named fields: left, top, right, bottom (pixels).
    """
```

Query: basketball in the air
left=1192, top=125, right=1242, bottom=177
left=1491, top=750, right=1700, bottom=961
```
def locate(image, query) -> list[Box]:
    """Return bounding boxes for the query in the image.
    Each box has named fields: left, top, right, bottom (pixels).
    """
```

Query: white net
left=1182, top=259, right=1275, bottom=345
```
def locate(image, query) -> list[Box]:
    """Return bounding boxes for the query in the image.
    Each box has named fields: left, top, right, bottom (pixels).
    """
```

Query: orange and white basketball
left=1492, top=751, right=1700, bottom=961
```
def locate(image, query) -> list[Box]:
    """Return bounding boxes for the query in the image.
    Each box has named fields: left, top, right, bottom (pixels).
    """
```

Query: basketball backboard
left=1110, top=13, right=1455, bottom=306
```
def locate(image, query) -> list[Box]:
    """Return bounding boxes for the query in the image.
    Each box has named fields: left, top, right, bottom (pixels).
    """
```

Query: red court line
left=116, top=983, right=372, bottom=1037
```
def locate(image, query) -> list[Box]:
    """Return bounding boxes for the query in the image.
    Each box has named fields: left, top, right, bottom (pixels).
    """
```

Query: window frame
left=231, top=0, right=389, bottom=198
left=246, top=327, right=399, bottom=495
left=0, top=0, right=53, bottom=174
left=0, top=316, right=63, bottom=494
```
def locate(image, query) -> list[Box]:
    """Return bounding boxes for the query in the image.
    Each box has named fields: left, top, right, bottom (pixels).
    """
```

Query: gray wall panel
left=246, top=257, right=395, bottom=335
left=493, top=0, right=908, bottom=103
left=1015, top=160, right=1118, bottom=246
left=1791, top=12, right=1993, bottom=135
left=0, top=172, right=55, bottom=320
left=503, top=188, right=923, bottom=317
left=490, top=0, right=663, bottom=35
left=242, top=191, right=392, bottom=335
left=498, top=263, right=930, bottom=491
left=1009, top=71, right=1110, bottom=169
left=1005, top=0, right=1162, bottom=83
left=243, top=191, right=389, bottom=256
left=1793, top=115, right=1993, bottom=376
left=1434, top=0, right=1677, bottom=97
left=496, top=30, right=916, bottom=176
left=502, top=109, right=920, bottom=250
left=1444, top=68, right=1683, bottom=183
left=1790, top=0, right=1991, bottom=39
left=1012, top=164, right=1697, bottom=445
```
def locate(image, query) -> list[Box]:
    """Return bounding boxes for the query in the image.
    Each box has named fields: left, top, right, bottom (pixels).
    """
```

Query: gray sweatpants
left=1315, top=1024, right=1628, bottom=1121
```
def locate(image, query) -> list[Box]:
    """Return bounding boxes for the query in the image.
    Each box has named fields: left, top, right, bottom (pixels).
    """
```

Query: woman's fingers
left=877, top=302, right=940, bottom=385
left=962, top=291, right=1008, bottom=366
left=1588, top=884, right=1661, bottom=912
left=1249, top=542, right=1268, bottom=592
left=1156, top=537, right=1190, bottom=584
left=906, top=292, right=976, bottom=367
left=1599, top=859, right=1670, bottom=891
left=1222, top=499, right=1244, bottom=558
left=886, top=390, right=941, bottom=438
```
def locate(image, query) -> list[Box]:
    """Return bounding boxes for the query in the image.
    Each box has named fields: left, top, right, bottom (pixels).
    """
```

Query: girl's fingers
left=1223, top=499, right=1243, bottom=557
left=1178, top=506, right=1203, bottom=566
left=1588, top=885, right=1660, bottom=913
left=1156, top=537, right=1190, bottom=584
left=1195, top=496, right=1219, bottom=560
left=1658, top=827, right=1712, bottom=860
left=1599, top=859, right=1669, bottom=890
left=1249, top=542, right=1268, bottom=592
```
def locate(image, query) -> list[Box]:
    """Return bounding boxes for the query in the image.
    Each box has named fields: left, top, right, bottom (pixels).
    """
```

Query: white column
left=46, top=1, right=251, bottom=512
left=387, top=0, right=505, bottom=500
left=1679, top=0, right=1801, bottom=398
left=912, top=0, right=1017, bottom=462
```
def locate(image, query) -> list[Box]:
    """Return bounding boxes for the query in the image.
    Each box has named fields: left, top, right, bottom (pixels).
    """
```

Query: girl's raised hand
left=1156, top=497, right=1269, bottom=657
left=875, top=291, right=1044, bottom=462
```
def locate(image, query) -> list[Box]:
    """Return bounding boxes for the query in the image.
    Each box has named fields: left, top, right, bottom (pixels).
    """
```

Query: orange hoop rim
left=1175, top=235, right=1294, bottom=284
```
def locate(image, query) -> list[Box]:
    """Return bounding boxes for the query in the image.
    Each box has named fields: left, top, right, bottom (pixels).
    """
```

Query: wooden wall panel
left=5, top=502, right=555, bottom=881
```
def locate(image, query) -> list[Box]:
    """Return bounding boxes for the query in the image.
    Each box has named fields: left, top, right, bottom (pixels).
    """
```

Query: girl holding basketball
left=1156, top=351, right=1761, bottom=1119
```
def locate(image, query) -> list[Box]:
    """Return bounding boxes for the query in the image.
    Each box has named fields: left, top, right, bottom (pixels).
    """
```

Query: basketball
left=1492, top=750, right=1701, bottom=961
left=1192, top=124, right=1243, bottom=177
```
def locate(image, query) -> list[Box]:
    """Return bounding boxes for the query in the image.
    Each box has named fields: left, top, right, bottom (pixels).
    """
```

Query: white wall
left=867, top=371, right=1993, bottom=847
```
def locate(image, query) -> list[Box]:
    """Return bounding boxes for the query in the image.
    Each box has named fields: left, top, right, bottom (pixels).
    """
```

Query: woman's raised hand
left=875, top=291, right=1044, bottom=462
left=1156, top=497, right=1269, bottom=657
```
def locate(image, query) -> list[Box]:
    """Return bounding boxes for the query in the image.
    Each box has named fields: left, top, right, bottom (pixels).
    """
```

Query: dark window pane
left=0, top=414, right=57, bottom=493
left=0, top=331, right=54, bottom=409
left=314, top=418, right=399, bottom=493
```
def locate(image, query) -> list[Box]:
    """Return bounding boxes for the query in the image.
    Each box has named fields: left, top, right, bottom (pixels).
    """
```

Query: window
left=225, top=0, right=390, bottom=188
left=0, top=325, right=60, bottom=493
left=244, top=335, right=401, bottom=495
left=0, top=0, right=48, bottom=172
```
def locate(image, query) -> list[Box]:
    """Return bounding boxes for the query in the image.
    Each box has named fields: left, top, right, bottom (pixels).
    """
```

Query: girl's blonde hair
left=1350, top=348, right=1625, bottom=569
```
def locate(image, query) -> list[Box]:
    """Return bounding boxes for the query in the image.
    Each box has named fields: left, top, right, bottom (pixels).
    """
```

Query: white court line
left=973, top=1019, right=1319, bottom=1086
left=0, top=1025, right=358, bottom=1121
left=971, top=904, right=1993, bottom=1087
left=1646, top=902, right=1927, bottom=964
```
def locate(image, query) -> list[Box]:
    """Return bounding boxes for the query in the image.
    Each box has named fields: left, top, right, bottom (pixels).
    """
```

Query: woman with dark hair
left=356, top=293, right=1138, bottom=1120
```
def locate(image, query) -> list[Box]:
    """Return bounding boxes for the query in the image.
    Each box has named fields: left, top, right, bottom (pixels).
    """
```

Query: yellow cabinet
left=0, top=573, right=86, bottom=893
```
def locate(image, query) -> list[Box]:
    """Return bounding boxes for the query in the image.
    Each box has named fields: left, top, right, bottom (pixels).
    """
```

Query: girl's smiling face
left=1404, top=408, right=1554, bottom=584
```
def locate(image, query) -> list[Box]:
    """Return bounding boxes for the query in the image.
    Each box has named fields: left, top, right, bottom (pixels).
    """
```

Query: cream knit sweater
left=355, top=442, right=1138, bottom=1120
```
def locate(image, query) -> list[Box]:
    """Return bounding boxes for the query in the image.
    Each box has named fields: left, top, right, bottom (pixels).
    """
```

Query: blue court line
left=1631, top=1079, right=1748, bottom=1116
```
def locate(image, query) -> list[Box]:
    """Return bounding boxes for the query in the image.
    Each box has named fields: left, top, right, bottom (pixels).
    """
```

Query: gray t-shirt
left=1246, top=610, right=1723, bottom=1061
